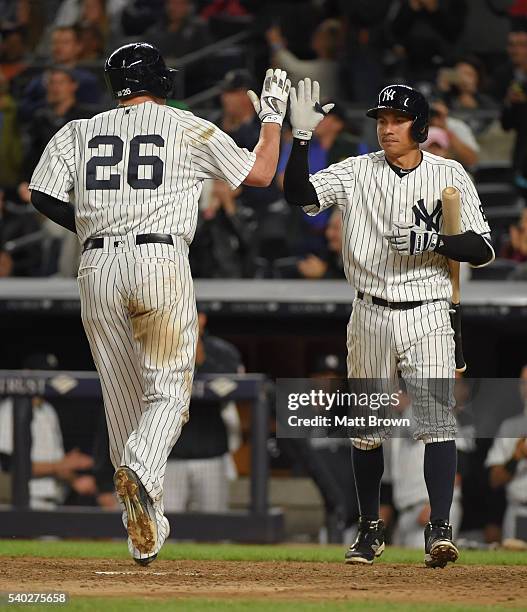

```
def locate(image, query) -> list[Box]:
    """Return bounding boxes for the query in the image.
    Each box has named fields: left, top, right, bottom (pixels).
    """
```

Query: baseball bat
left=441, top=186, right=466, bottom=373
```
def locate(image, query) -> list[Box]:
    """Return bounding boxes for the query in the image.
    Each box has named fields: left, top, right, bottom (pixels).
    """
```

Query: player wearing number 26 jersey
left=29, top=42, right=291, bottom=565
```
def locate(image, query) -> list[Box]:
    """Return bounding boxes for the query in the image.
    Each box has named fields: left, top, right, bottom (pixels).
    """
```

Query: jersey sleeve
left=484, top=432, right=515, bottom=467
left=29, top=122, right=76, bottom=202
left=453, top=165, right=495, bottom=268
left=304, top=157, right=353, bottom=216
left=187, top=118, right=256, bottom=189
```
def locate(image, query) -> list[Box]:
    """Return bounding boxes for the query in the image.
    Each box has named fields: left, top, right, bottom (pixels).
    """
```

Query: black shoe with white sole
left=134, top=554, right=157, bottom=567
left=344, top=517, right=385, bottom=565
left=424, top=521, right=459, bottom=568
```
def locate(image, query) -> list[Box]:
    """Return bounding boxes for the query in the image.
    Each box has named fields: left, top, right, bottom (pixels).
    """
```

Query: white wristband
left=262, top=114, right=283, bottom=125
left=292, top=128, right=312, bottom=140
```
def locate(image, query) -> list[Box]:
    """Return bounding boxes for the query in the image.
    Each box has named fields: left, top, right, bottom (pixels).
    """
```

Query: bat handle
left=449, top=302, right=467, bottom=373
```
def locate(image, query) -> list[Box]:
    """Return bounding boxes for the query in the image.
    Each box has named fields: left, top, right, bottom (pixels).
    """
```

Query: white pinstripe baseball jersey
left=305, top=150, right=494, bottom=302
left=29, top=101, right=256, bottom=244
left=28, top=99, right=257, bottom=561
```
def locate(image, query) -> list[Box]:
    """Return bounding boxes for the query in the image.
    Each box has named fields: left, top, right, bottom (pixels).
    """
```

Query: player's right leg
left=345, top=299, right=396, bottom=564
left=124, top=241, right=198, bottom=517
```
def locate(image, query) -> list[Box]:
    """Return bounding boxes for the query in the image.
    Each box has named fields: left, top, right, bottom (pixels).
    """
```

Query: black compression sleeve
left=435, top=230, right=492, bottom=266
left=283, top=138, right=320, bottom=208
left=31, top=190, right=77, bottom=234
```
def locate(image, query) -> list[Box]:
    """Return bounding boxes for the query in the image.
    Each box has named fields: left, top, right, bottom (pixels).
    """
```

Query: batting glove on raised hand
left=247, top=68, right=290, bottom=126
left=384, top=222, right=440, bottom=256
left=289, top=78, right=335, bottom=140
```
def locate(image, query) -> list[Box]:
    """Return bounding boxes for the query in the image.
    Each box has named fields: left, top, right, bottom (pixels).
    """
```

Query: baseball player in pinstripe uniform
left=29, top=42, right=290, bottom=565
left=284, top=81, right=494, bottom=567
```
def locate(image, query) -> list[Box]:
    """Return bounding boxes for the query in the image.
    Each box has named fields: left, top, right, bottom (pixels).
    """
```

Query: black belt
left=357, top=291, right=441, bottom=311
left=83, top=233, right=174, bottom=252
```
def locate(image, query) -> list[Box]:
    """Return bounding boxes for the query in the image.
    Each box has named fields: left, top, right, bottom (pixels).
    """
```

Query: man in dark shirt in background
left=163, top=311, right=243, bottom=512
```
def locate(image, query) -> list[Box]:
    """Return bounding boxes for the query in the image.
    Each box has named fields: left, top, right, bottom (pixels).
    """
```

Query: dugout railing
left=0, top=370, right=284, bottom=543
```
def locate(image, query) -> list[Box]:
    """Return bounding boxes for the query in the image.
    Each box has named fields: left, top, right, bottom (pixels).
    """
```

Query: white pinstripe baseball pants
left=347, top=297, right=456, bottom=447
left=77, top=234, right=198, bottom=504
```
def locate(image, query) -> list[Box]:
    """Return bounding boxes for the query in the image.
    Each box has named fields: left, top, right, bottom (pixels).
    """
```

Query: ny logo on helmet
left=382, top=89, right=396, bottom=101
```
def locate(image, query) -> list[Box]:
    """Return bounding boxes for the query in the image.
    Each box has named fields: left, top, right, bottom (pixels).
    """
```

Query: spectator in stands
left=200, top=0, right=250, bottom=20
left=496, top=22, right=527, bottom=197
left=429, top=98, right=479, bottom=168
left=0, top=25, right=30, bottom=88
left=21, top=67, right=94, bottom=188
left=145, top=0, right=212, bottom=95
left=500, top=208, right=527, bottom=263
left=0, top=71, right=22, bottom=192
left=78, top=24, right=106, bottom=63
left=212, top=69, right=290, bottom=271
left=390, top=0, right=468, bottom=84
left=190, top=179, right=257, bottom=278
left=121, top=0, right=165, bottom=37
left=437, top=57, right=497, bottom=135
left=19, top=26, right=102, bottom=120
left=295, top=208, right=345, bottom=280
left=421, top=125, right=450, bottom=157
left=0, top=189, right=41, bottom=276
left=50, top=0, right=124, bottom=49
left=486, top=365, right=527, bottom=542
left=163, top=311, right=243, bottom=513
left=266, top=19, right=342, bottom=101
left=336, top=0, right=391, bottom=104
left=455, top=0, right=510, bottom=75
left=216, top=68, right=258, bottom=142
left=493, top=21, right=527, bottom=100
left=0, top=353, right=94, bottom=509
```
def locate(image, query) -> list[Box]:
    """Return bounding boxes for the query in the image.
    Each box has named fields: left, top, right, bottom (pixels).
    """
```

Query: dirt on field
left=1, top=557, right=526, bottom=607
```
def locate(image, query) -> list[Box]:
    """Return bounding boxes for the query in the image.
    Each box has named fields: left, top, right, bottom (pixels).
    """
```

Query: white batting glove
left=289, top=78, right=335, bottom=140
left=384, top=222, right=440, bottom=256
left=247, top=68, right=290, bottom=126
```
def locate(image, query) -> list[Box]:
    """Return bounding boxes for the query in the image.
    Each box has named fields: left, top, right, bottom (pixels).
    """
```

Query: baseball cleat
left=424, top=521, right=459, bottom=568
left=114, top=466, right=157, bottom=555
left=134, top=554, right=157, bottom=567
left=345, top=517, right=385, bottom=565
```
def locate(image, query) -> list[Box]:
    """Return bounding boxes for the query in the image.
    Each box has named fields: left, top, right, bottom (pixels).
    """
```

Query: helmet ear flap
left=411, top=117, right=429, bottom=144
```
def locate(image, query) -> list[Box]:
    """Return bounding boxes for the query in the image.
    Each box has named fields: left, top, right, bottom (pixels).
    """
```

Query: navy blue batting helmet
left=104, top=42, right=177, bottom=100
left=366, top=84, right=429, bottom=144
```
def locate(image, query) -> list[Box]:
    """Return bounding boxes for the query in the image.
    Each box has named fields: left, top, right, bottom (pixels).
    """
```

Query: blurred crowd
left=0, top=0, right=527, bottom=280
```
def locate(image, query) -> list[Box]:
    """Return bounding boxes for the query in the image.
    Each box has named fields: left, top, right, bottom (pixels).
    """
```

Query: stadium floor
left=1, top=541, right=526, bottom=611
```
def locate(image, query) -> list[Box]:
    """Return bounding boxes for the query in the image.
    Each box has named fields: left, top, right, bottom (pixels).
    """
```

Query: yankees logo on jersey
left=303, top=150, right=493, bottom=302
left=413, top=199, right=442, bottom=232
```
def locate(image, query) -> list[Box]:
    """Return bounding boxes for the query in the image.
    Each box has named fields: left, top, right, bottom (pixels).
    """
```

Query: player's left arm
left=31, top=191, right=76, bottom=233
left=29, top=122, right=77, bottom=234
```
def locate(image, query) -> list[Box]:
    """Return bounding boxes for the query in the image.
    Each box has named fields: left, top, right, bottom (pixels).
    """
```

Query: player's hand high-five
left=289, top=78, right=334, bottom=140
left=247, top=68, right=290, bottom=126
